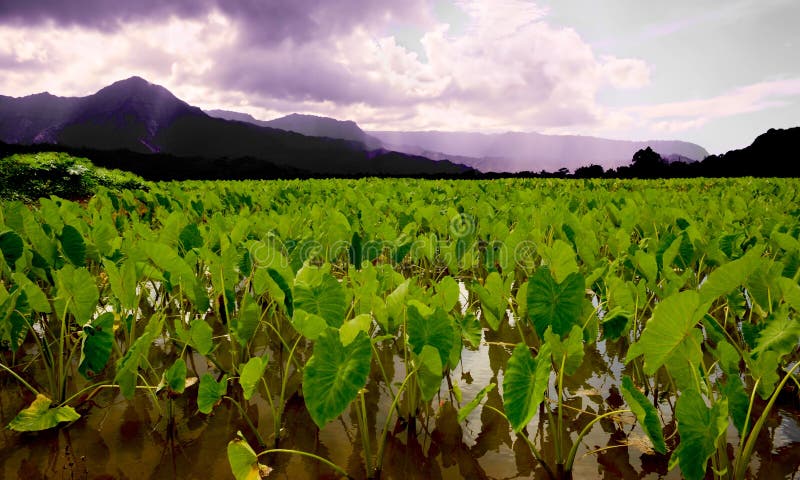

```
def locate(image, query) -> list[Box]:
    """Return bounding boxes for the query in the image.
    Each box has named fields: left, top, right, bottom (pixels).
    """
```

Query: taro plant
left=625, top=247, right=800, bottom=480
left=493, top=266, right=667, bottom=479
left=0, top=218, right=120, bottom=432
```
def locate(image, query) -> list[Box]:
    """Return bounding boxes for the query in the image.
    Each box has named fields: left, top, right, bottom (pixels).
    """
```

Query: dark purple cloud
left=0, top=0, right=210, bottom=31
left=0, top=0, right=429, bottom=44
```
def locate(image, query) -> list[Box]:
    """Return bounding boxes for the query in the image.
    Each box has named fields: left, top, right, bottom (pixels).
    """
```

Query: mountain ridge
left=0, top=77, right=471, bottom=176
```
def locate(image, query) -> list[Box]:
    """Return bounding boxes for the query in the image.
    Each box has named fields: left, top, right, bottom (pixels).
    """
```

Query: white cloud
left=1, top=0, right=657, bottom=135
left=0, top=13, right=236, bottom=98
left=623, top=78, right=800, bottom=132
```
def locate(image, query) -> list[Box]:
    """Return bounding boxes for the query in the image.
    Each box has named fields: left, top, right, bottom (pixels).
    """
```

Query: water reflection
left=0, top=309, right=797, bottom=479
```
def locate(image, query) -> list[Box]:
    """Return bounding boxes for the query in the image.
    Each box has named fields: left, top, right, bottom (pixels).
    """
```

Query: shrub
left=0, top=152, right=148, bottom=201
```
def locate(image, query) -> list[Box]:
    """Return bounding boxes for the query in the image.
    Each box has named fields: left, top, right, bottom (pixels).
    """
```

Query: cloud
left=623, top=78, right=800, bottom=132
left=0, top=0, right=652, bottom=133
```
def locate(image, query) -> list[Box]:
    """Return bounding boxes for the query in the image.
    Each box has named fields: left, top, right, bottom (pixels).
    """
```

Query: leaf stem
left=0, top=362, right=40, bottom=396
left=565, top=409, right=631, bottom=473
left=257, top=449, right=351, bottom=479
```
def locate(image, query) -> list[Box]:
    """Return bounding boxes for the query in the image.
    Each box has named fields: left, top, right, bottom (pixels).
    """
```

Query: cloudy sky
left=1, top=0, right=797, bottom=153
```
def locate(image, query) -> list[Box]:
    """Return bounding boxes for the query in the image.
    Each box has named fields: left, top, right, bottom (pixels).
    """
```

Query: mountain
left=0, top=77, right=471, bottom=177
left=368, top=131, right=709, bottom=172
left=697, top=127, right=800, bottom=177
left=208, top=110, right=383, bottom=150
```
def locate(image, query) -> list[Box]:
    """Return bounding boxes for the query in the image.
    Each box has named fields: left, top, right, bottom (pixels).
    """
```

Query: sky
left=0, top=0, right=798, bottom=154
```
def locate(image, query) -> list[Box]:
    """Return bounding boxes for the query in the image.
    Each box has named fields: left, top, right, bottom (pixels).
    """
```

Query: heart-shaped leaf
left=621, top=376, right=666, bottom=454
left=415, top=345, right=443, bottom=402
left=503, top=342, right=552, bottom=432
left=303, top=328, right=371, bottom=428
left=240, top=356, right=268, bottom=401
left=527, top=267, right=584, bottom=338
left=198, top=374, right=228, bottom=414
left=7, top=394, right=80, bottom=432
left=407, top=304, right=455, bottom=367
left=78, top=312, right=114, bottom=379
left=227, top=434, right=262, bottom=480
left=293, top=269, right=346, bottom=328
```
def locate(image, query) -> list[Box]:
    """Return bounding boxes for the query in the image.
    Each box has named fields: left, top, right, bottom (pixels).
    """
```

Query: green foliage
left=227, top=434, right=263, bottom=480
left=240, top=356, right=268, bottom=401
left=415, top=345, right=443, bottom=402
left=78, top=312, right=114, bottom=378
left=626, top=290, right=708, bottom=375
left=302, top=328, right=372, bottom=428
left=0, top=152, right=148, bottom=201
left=0, top=177, right=798, bottom=478
left=457, top=383, right=496, bottom=422
left=7, top=394, right=80, bottom=432
left=621, top=376, right=666, bottom=454
left=198, top=374, right=228, bottom=414
left=527, top=267, right=585, bottom=338
left=672, top=389, right=728, bottom=480
left=502, top=343, right=551, bottom=432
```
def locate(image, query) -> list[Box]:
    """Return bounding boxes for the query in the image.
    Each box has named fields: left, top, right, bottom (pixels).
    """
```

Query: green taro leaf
left=293, top=271, right=346, bottom=328
left=626, top=290, right=708, bottom=375
left=542, top=240, right=578, bottom=283
left=416, top=345, right=443, bottom=402
left=712, top=340, right=740, bottom=376
left=292, top=309, right=328, bottom=340
left=162, top=358, right=188, bottom=394
left=227, top=435, right=262, bottom=480
left=752, top=311, right=800, bottom=359
left=456, top=313, right=482, bottom=348
left=634, top=249, right=658, bottom=285
left=544, top=325, right=585, bottom=376
left=240, top=356, right=268, bottom=401
left=748, top=350, right=781, bottom=400
left=303, top=328, right=372, bottom=428
left=0, top=289, right=26, bottom=352
left=471, top=271, right=505, bottom=331
left=78, top=312, right=114, bottom=379
left=339, top=313, right=372, bottom=346
left=198, top=374, right=228, bottom=414
left=54, top=265, right=99, bottom=325
left=267, top=268, right=293, bottom=317
left=384, top=279, right=410, bottom=332
left=233, top=297, right=260, bottom=345
left=722, top=375, right=749, bottom=436
left=673, top=389, right=728, bottom=480
left=434, top=276, right=460, bottom=311
left=601, top=307, right=631, bottom=341
left=144, top=242, right=200, bottom=304
left=104, top=258, right=138, bottom=311
left=178, top=223, right=204, bottom=253
left=699, top=246, right=763, bottom=303
left=503, top=342, right=552, bottom=432
left=406, top=304, right=456, bottom=367
left=179, top=319, right=214, bottom=356
left=0, top=231, right=24, bottom=268
left=114, top=314, right=163, bottom=399
left=59, top=224, right=86, bottom=266
left=527, top=267, right=585, bottom=338
left=12, top=272, right=50, bottom=313
left=621, top=376, right=666, bottom=454
left=7, top=394, right=80, bottom=432
left=458, top=383, right=496, bottom=422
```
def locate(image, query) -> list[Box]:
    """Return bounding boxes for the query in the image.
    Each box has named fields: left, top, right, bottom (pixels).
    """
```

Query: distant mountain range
left=3, top=76, right=796, bottom=178
left=0, top=77, right=469, bottom=176
left=208, top=110, right=709, bottom=172
left=367, top=131, right=708, bottom=172
left=207, top=110, right=383, bottom=150
left=206, top=110, right=708, bottom=172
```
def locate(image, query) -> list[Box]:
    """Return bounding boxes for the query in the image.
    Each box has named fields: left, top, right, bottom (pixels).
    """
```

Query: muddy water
left=1, top=315, right=799, bottom=479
